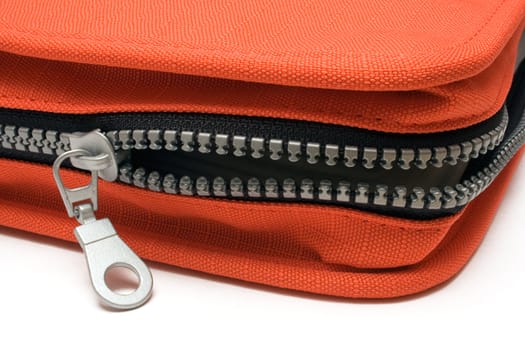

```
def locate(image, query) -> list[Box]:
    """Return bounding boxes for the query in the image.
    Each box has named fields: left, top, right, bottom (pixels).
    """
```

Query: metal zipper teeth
left=104, top=113, right=507, bottom=171
left=0, top=125, right=71, bottom=154
left=0, top=113, right=521, bottom=211
left=114, top=111, right=522, bottom=211
left=0, top=112, right=507, bottom=170
left=115, top=112, right=521, bottom=212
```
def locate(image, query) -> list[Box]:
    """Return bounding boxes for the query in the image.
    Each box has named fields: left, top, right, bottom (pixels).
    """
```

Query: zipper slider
left=52, top=130, right=153, bottom=310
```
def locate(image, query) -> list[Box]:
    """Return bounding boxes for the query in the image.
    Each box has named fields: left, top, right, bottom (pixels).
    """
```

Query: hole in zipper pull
left=105, top=265, right=141, bottom=295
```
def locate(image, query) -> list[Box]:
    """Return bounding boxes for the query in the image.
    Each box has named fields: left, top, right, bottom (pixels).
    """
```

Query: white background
left=0, top=159, right=523, bottom=350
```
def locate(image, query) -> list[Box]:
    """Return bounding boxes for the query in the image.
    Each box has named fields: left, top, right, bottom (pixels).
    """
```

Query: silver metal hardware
left=399, top=149, right=414, bottom=170
left=446, top=145, right=461, bottom=166
left=133, top=167, right=147, bottom=188
left=119, top=163, right=133, bottom=184
left=442, top=186, right=458, bottom=209
left=73, top=213, right=153, bottom=310
left=250, top=137, right=265, bottom=159
left=118, top=130, right=133, bottom=150
left=52, top=137, right=153, bottom=310
left=29, top=128, right=44, bottom=153
left=179, top=175, right=194, bottom=195
left=1, top=125, right=15, bottom=149
left=197, top=133, right=212, bottom=153
left=300, top=179, right=314, bottom=199
left=287, top=140, right=302, bottom=162
left=87, top=109, right=517, bottom=211
left=43, top=130, right=59, bottom=154
left=431, top=147, right=447, bottom=168
left=68, top=130, right=120, bottom=182
left=247, top=177, right=261, bottom=197
left=269, top=139, right=283, bottom=160
left=147, top=130, right=164, bottom=150
left=324, top=144, right=339, bottom=166
left=355, top=183, right=369, bottom=204
left=212, top=177, right=227, bottom=196
left=409, top=187, right=425, bottom=209
left=264, top=178, right=279, bottom=198
left=318, top=180, right=333, bottom=201
left=362, top=148, right=377, bottom=169
left=306, top=142, right=320, bottom=164
left=488, top=130, right=499, bottom=150
left=1, top=110, right=507, bottom=172
left=53, top=149, right=101, bottom=218
left=455, top=184, right=470, bottom=206
left=336, top=181, right=350, bottom=202
left=232, top=135, right=247, bottom=157
left=373, top=185, right=388, bottom=206
left=215, top=134, right=229, bottom=155
left=15, top=126, right=30, bottom=151
left=282, top=178, right=296, bottom=198
left=344, top=146, right=358, bottom=168
left=230, top=177, right=244, bottom=197
left=196, top=176, right=210, bottom=196
left=380, top=148, right=396, bottom=170
left=132, top=130, right=148, bottom=150
left=392, top=186, right=407, bottom=208
left=471, top=137, right=482, bottom=158
left=163, top=173, right=178, bottom=194
left=1, top=106, right=517, bottom=213
left=414, top=149, right=431, bottom=170
left=460, top=141, right=473, bottom=162
left=427, top=187, right=442, bottom=210
left=147, top=171, right=162, bottom=192
left=164, top=130, right=178, bottom=151
left=480, top=134, right=491, bottom=154
left=180, top=131, right=195, bottom=152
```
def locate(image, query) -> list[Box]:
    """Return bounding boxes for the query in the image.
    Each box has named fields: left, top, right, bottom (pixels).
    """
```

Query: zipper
left=0, top=105, right=516, bottom=218
left=0, top=70, right=524, bottom=309
left=0, top=111, right=506, bottom=170
left=0, top=104, right=521, bottom=218
left=52, top=130, right=153, bottom=310
left=112, top=110, right=504, bottom=210
left=107, top=114, right=506, bottom=170
left=41, top=101, right=522, bottom=309
left=0, top=54, right=523, bottom=312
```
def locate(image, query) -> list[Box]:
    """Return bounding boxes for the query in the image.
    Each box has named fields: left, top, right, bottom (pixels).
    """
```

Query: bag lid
left=0, top=1, right=524, bottom=132
left=1, top=0, right=524, bottom=90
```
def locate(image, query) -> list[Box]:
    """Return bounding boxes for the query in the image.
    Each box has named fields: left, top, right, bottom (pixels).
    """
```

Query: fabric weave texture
left=0, top=0, right=524, bottom=298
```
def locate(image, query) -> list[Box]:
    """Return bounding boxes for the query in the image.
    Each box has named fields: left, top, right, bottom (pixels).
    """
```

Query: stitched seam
left=0, top=0, right=516, bottom=131
left=0, top=82, right=507, bottom=131
left=0, top=0, right=512, bottom=72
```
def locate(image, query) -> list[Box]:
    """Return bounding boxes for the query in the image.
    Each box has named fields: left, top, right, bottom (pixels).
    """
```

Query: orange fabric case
left=0, top=0, right=524, bottom=298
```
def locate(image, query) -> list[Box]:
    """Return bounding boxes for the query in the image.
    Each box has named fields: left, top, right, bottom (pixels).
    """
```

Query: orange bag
left=0, top=0, right=524, bottom=309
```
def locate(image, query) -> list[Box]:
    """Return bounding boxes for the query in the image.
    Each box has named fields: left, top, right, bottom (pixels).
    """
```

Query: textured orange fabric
left=0, top=150, right=522, bottom=298
left=1, top=0, right=524, bottom=91
left=0, top=1, right=524, bottom=132
left=0, top=0, right=524, bottom=299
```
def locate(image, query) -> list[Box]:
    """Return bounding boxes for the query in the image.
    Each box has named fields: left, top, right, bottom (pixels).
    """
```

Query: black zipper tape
left=0, top=103, right=504, bottom=150
left=0, top=60, right=524, bottom=220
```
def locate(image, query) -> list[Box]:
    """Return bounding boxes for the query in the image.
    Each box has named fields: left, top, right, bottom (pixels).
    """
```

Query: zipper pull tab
left=52, top=131, right=153, bottom=310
